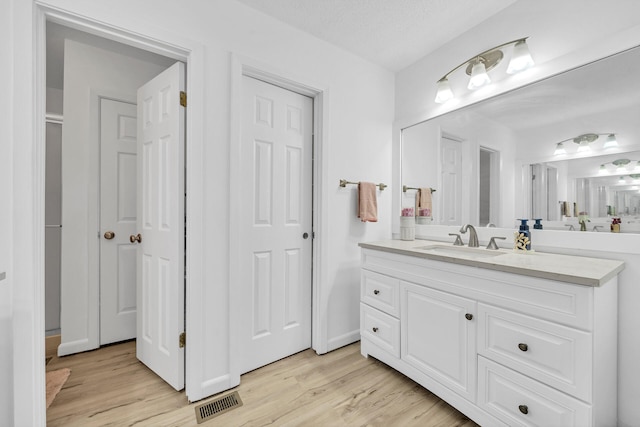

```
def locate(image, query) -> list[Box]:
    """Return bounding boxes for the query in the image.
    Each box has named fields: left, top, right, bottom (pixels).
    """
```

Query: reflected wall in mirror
left=401, top=44, right=640, bottom=230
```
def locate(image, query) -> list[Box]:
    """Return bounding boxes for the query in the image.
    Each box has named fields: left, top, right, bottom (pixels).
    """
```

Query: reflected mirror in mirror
left=401, top=44, right=640, bottom=230
left=531, top=151, right=640, bottom=232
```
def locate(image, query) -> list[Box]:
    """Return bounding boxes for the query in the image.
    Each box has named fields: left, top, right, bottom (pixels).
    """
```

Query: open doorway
left=44, top=20, right=186, bottom=389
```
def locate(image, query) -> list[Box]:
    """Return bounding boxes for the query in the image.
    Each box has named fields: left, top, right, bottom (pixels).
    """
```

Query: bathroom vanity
left=359, top=239, right=623, bottom=426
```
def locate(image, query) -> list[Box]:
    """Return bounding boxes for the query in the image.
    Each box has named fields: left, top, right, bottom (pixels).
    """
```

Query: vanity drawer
left=478, top=356, right=591, bottom=427
left=360, top=303, right=400, bottom=357
left=478, top=304, right=591, bottom=401
left=361, top=269, right=400, bottom=316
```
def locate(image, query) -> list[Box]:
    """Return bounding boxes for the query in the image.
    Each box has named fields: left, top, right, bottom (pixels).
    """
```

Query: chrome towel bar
left=403, top=185, right=436, bottom=193
left=340, top=179, right=387, bottom=191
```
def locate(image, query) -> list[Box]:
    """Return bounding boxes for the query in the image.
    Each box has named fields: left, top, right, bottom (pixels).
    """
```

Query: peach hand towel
left=416, top=187, right=432, bottom=217
left=358, top=182, right=378, bottom=222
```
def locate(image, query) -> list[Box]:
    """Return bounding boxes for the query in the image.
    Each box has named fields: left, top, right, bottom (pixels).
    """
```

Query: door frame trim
left=28, top=2, right=206, bottom=416
left=228, top=54, right=329, bottom=385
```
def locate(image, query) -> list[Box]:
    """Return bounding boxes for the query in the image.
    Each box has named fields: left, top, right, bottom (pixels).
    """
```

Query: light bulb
left=553, top=142, right=566, bottom=155
left=467, top=60, right=491, bottom=90
left=603, top=133, right=618, bottom=149
left=577, top=141, right=591, bottom=153
left=434, top=78, right=454, bottom=103
left=507, top=40, right=535, bottom=74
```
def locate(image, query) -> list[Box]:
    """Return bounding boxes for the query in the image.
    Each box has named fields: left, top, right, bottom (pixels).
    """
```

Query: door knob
left=129, top=233, right=142, bottom=243
left=104, top=231, right=115, bottom=240
left=303, top=232, right=309, bottom=239
left=465, top=313, right=473, bottom=320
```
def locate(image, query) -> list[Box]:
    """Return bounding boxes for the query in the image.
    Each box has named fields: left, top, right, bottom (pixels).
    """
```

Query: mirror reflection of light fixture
left=552, top=133, right=618, bottom=155
left=603, top=133, right=618, bottom=148
left=434, top=37, right=534, bottom=103
left=553, top=142, right=566, bottom=155
left=613, top=158, right=631, bottom=172
left=598, top=159, right=640, bottom=175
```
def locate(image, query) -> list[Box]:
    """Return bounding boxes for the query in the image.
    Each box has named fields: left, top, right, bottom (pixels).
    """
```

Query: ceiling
left=235, top=0, right=516, bottom=71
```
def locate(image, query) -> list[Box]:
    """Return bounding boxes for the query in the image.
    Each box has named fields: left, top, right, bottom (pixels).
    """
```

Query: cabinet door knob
left=518, top=404, right=529, bottom=415
left=372, top=327, right=379, bottom=333
left=103, top=231, right=115, bottom=240
left=518, top=343, right=528, bottom=352
left=373, top=289, right=380, bottom=295
left=129, top=233, right=142, bottom=244
left=465, top=313, right=473, bottom=320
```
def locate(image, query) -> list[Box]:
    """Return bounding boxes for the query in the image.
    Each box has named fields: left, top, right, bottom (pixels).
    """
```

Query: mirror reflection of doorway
left=479, top=147, right=500, bottom=226
left=531, top=163, right=559, bottom=221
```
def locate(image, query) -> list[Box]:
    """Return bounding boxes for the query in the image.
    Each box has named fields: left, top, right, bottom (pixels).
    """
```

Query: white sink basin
left=414, top=244, right=506, bottom=259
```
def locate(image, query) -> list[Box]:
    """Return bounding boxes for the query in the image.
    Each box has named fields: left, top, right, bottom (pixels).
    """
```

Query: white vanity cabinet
left=359, top=242, right=620, bottom=427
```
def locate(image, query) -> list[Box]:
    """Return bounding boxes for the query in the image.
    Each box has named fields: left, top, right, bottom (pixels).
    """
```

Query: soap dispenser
left=533, top=218, right=543, bottom=230
left=515, top=219, right=531, bottom=251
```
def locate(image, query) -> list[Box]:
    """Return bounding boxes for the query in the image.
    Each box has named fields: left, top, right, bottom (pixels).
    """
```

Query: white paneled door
left=441, top=136, right=462, bottom=225
left=135, top=62, right=185, bottom=391
left=99, top=98, right=138, bottom=345
left=239, top=76, right=313, bottom=374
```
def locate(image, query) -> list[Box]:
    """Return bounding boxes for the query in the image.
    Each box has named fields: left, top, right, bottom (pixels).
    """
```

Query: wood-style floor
left=46, top=340, right=479, bottom=426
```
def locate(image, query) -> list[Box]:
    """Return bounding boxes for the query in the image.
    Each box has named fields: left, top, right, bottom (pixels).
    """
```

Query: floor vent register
left=195, top=391, right=243, bottom=424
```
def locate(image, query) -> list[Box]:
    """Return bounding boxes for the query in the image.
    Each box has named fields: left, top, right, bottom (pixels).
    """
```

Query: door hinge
left=179, top=332, right=186, bottom=348
left=180, top=91, right=187, bottom=107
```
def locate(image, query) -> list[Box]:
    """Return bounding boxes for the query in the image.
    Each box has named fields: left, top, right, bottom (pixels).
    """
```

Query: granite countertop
left=359, top=239, right=625, bottom=287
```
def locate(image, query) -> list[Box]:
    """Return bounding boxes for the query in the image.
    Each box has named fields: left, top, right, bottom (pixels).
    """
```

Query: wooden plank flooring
left=46, top=340, right=479, bottom=426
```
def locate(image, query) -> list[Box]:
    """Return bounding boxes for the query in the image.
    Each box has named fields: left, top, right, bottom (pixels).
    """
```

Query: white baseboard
left=326, top=329, right=360, bottom=353
left=57, top=338, right=95, bottom=356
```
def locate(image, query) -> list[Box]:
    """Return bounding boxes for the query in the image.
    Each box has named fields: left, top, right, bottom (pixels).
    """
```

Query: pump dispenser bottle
left=515, top=219, right=531, bottom=251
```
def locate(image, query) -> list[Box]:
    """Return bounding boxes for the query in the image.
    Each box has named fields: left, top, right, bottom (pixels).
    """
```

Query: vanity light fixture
left=552, top=133, right=618, bottom=155
left=434, top=37, right=534, bottom=103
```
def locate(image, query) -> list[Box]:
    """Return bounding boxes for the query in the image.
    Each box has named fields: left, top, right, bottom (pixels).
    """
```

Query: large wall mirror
left=401, top=44, right=640, bottom=231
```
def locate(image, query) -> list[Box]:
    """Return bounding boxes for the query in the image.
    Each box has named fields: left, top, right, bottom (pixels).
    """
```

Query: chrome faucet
left=459, top=224, right=479, bottom=247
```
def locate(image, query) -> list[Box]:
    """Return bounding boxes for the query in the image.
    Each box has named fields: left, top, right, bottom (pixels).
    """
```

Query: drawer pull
left=518, top=404, right=529, bottom=415
left=372, top=327, right=379, bottom=333
left=465, top=313, right=473, bottom=321
left=373, top=289, right=380, bottom=295
left=518, top=343, right=529, bottom=352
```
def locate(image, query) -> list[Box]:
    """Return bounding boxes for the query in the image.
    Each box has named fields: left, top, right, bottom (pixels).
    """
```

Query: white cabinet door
left=401, top=281, right=476, bottom=402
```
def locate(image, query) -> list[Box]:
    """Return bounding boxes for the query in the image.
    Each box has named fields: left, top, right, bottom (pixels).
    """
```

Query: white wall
left=58, top=39, right=173, bottom=356
left=394, top=2, right=640, bottom=425
left=8, top=0, right=394, bottom=423
left=0, top=0, right=14, bottom=423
